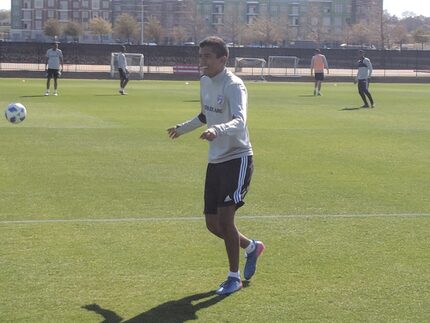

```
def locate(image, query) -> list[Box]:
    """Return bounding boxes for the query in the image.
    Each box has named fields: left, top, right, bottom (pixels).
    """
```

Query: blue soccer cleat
left=244, top=240, right=265, bottom=280
left=215, top=277, right=242, bottom=295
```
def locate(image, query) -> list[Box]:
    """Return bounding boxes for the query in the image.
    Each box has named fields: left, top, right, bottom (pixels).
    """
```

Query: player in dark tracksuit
left=355, top=50, right=375, bottom=108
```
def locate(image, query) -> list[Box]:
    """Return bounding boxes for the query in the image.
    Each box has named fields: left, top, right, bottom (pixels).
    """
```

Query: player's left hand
left=200, top=128, right=217, bottom=141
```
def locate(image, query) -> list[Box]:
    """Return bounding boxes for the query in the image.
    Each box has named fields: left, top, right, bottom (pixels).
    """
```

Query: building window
left=35, top=20, right=42, bottom=30
left=247, top=3, right=259, bottom=15
left=92, top=0, right=100, bottom=10
left=35, top=10, right=42, bottom=19
left=34, top=0, right=43, bottom=9
left=102, top=1, right=110, bottom=9
left=48, top=10, right=55, bottom=18
left=213, top=15, right=223, bottom=25
left=290, top=16, right=299, bottom=26
left=290, top=5, right=299, bottom=15
left=59, top=1, right=69, bottom=10
left=23, top=11, right=31, bottom=19
left=83, top=1, right=89, bottom=9
left=323, top=17, right=331, bottom=26
left=334, top=4, right=343, bottom=14
left=47, top=0, right=55, bottom=7
left=213, top=2, right=224, bottom=14
left=59, top=11, right=68, bottom=21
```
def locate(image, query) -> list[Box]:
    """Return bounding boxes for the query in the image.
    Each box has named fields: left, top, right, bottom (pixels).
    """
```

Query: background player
left=45, top=41, right=64, bottom=96
left=310, top=49, right=329, bottom=96
left=355, top=50, right=375, bottom=108
left=118, top=46, right=129, bottom=95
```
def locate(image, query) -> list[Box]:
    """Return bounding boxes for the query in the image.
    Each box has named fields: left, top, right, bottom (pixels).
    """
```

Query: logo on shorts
left=217, top=95, right=224, bottom=105
left=224, top=195, right=232, bottom=202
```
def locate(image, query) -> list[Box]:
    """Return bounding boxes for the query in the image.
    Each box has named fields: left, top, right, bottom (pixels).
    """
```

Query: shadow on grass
left=94, top=94, right=124, bottom=97
left=82, top=289, right=232, bottom=323
left=20, top=95, right=47, bottom=98
left=183, top=99, right=200, bottom=103
left=340, top=106, right=364, bottom=111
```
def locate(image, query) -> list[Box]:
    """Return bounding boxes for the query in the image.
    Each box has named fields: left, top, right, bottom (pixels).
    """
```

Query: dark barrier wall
left=0, top=42, right=429, bottom=70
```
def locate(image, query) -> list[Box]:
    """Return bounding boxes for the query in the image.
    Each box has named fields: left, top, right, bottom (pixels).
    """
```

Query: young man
left=167, top=36, right=265, bottom=296
left=310, top=49, right=329, bottom=96
left=118, top=46, right=129, bottom=95
left=355, top=50, right=375, bottom=108
left=45, top=42, right=64, bottom=96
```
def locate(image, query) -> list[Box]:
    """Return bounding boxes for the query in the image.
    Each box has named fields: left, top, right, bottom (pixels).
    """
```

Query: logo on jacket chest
left=203, top=93, right=224, bottom=114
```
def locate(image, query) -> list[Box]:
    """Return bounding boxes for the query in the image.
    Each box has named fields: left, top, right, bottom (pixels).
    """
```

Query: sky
left=0, top=0, right=429, bottom=18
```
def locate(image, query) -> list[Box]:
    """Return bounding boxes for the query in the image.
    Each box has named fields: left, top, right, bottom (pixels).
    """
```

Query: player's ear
left=220, top=56, right=228, bottom=65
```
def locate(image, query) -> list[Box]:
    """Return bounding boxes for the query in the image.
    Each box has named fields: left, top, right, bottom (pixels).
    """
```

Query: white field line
left=0, top=213, right=429, bottom=225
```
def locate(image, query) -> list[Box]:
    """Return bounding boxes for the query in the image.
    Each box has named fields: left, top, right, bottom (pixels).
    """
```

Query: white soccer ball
left=5, top=103, right=27, bottom=124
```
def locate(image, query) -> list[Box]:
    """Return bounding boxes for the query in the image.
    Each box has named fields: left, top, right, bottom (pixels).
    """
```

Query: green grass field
left=1, top=78, right=429, bottom=322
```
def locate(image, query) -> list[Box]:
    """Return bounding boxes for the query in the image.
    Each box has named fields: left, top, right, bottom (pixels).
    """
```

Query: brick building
left=9, top=0, right=383, bottom=44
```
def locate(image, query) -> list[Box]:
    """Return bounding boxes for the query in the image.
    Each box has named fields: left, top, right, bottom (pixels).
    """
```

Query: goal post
left=267, top=56, right=300, bottom=77
left=110, top=53, right=144, bottom=79
left=234, top=57, right=266, bottom=80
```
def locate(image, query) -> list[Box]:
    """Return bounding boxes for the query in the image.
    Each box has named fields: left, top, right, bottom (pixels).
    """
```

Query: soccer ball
left=5, top=103, right=27, bottom=124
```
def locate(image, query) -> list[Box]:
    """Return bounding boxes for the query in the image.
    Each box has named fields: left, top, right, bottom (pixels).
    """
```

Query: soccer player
left=45, top=42, right=63, bottom=96
left=355, top=50, right=375, bottom=108
left=118, top=46, right=129, bottom=95
left=310, top=49, right=329, bottom=96
left=167, top=36, right=265, bottom=296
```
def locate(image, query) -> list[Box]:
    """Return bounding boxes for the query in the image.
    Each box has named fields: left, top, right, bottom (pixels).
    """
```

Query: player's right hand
left=167, top=127, right=180, bottom=139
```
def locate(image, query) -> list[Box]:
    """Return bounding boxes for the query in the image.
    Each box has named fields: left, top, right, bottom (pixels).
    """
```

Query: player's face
left=199, top=46, right=226, bottom=78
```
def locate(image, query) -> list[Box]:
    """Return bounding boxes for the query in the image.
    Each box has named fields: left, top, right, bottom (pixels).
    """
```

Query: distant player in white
left=310, top=49, right=329, bottom=96
left=167, top=36, right=265, bottom=295
left=354, top=50, right=375, bottom=108
left=45, top=42, right=64, bottom=96
left=118, top=46, right=129, bottom=95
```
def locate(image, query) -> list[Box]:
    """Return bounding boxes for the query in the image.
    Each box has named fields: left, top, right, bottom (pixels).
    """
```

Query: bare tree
left=144, top=16, right=164, bottom=44
left=171, top=26, right=187, bottom=45
left=301, top=3, right=326, bottom=46
left=413, top=27, right=430, bottom=49
left=248, top=14, right=284, bottom=46
left=348, top=21, right=374, bottom=46
left=114, top=13, right=140, bottom=44
left=89, top=17, right=112, bottom=43
left=63, top=21, right=83, bottom=42
left=391, top=24, right=410, bottom=49
left=43, top=18, right=62, bottom=41
left=181, top=0, right=209, bottom=43
left=222, top=5, right=246, bottom=45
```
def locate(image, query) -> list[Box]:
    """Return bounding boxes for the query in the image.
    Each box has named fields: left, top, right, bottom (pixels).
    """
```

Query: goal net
left=267, top=56, right=300, bottom=77
left=110, top=53, right=145, bottom=79
left=234, top=57, right=266, bottom=80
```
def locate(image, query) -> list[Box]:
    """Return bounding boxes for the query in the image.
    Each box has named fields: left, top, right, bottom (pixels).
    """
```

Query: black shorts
left=118, top=68, right=129, bottom=80
left=47, top=68, right=60, bottom=78
left=314, top=72, right=324, bottom=81
left=204, top=156, right=253, bottom=214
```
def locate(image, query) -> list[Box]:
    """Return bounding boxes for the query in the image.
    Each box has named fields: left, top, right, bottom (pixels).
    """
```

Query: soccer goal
left=267, top=56, right=300, bottom=77
left=234, top=57, right=266, bottom=81
left=110, top=53, right=145, bottom=79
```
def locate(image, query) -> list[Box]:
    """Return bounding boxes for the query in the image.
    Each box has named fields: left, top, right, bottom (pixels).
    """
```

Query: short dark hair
left=199, top=36, right=229, bottom=58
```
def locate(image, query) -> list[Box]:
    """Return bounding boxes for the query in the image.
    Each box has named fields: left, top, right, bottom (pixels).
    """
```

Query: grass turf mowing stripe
left=1, top=212, right=429, bottom=224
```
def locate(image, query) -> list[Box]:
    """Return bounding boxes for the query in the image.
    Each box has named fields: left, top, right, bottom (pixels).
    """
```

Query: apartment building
left=9, top=0, right=382, bottom=43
